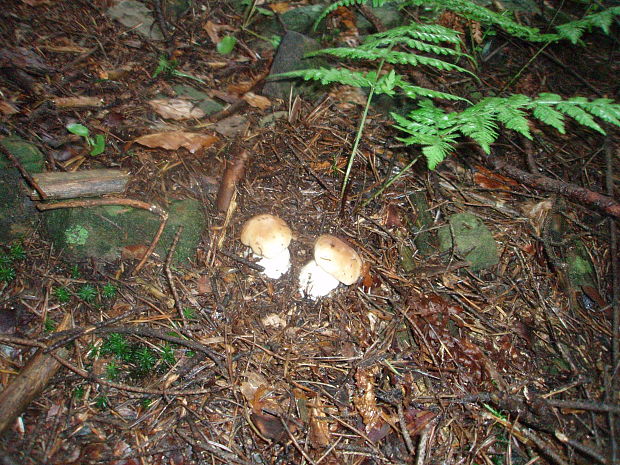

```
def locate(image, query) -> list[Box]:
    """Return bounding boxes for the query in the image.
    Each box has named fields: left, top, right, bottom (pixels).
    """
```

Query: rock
left=280, top=5, right=325, bottom=33
left=0, top=137, right=44, bottom=242
left=106, top=0, right=164, bottom=41
left=263, top=31, right=322, bottom=100
left=173, top=85, right=224, bottom=116
left=438, top=212, right=499, bottom=271
left=43, top=199, right=205, bottom=265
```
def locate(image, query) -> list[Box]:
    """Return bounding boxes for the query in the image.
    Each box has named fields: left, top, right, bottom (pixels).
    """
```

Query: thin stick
left=165, top=226, right=186, bottom=326
left=0, top=142, right=48, bottom=200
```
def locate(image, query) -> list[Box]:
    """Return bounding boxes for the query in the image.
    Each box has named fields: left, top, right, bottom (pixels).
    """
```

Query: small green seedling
left=53, top=286, right=71, bottom=303
left=66, top=123, right=105, bottom=156
left=101, top=283, right=117, bottom=299
left=217, top=36, right=237, bottom=55
left=77, top=284, right=97, bottom=303
left=153, top=56, right=206, bottom=84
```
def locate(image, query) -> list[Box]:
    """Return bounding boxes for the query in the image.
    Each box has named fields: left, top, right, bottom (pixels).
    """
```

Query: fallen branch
left=0, top=312, right=71, bottom=434
left=488, top=154, right=620, bottom=218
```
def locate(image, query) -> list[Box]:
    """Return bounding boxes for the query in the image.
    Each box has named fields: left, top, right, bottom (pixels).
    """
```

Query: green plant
left=70, top=264, right=81, bottom=279
left=133, top=346, right=157, bottom=374
left=106, top=361, right=120, bottom=380
left=77, top=284, right=97, bottom=303
left=276, top=0, right=620, bottom=176
left=53, top=286, right=71, bottom=303
left=101, top=283, right=117, bottom=299
left=182, top=307, right=196, bottom=320
left=153, top=56, right=206, bottom=84
left=217, top=36, right=238, bottom=55
left=44, top=317, right=56, bottom=332
left=66, top=123, right=106, bottom=156
left=0, top=265, right=16, bottom=282
left=160, top=343, right=176, bottom=366
left=94, top=395, right=109, bottom=410
left=101, top=333, right=132, bottom=361
left=73, top=385, right=85, bottom=399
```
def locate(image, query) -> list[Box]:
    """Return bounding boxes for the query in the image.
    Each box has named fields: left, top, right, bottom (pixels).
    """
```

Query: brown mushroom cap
left=313, top=234, right=362, bottom=285
left=240, top=214, right=292, bottom=259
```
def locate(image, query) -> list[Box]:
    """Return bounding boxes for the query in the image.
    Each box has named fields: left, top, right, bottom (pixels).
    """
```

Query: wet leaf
left=134, top=131, right=218, bottom=153
left=242, top=92, right=271, bottom=110
left=308, top=396, right=330, bottom=448
left=148, top=98, right=206, bottom=121
left=353, top=366, right=384, bottom=436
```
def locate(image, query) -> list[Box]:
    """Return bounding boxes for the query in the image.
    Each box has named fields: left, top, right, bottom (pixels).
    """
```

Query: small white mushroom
left=240, top=214, right=292, bottom=279
left=299, top=234, right=362, bottom=299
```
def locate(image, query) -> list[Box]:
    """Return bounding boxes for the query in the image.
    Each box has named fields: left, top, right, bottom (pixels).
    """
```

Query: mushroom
left=298, top=234, right=362, bottom=299
left=240, top=214, right=293, bottom=279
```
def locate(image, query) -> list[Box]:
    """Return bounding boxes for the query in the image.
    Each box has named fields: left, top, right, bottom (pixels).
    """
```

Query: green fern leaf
left=397, top=81, right=469, bottom=102
left=495, top=95, right=532, bottom=138
left=270, top=68, right=375, bottom=87
left=375, top=69, right=398, bottom=96
left=422, top=143, right=452, bottom=169
left=557, top=98, right=605, bottom=134
left=583, top=98, right=620, bottom=126
left=370, top=22, right=462, bottom=44
left=531, top=104, right=566, bottom=134
left=362, top=36, right=462, bottom=56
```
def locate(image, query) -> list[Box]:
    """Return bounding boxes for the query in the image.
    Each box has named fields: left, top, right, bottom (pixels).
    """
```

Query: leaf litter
left=0, top=1, right=618, bottom=465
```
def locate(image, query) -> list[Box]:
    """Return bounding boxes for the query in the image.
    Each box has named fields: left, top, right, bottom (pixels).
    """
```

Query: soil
left=0, top=1, right=618, bottom=464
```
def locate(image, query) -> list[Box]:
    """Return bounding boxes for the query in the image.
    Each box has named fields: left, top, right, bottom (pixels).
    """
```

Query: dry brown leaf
left=353, top=366, right=383, bottom=434
left=242, top=92, right=271, bottom=110
left=214, top=115, right=249, bottom=138
left=134, top=131, right=218, bottom=153
left=121, top=244, right=149, bottom=260
left=148, top=98, right=206, bottom=120
left=21, top=0, right=50, bottom=5
left=203, top=20, right=221, bottom=44
left=40, top=44, right=89, bottom=53
left=308, top=396, right=330, bottom=448
left=269, top=2, right=292, bottom=13
left=0, top=100, right=19, bottom=115
left=227, top=81, right=254, bottom=95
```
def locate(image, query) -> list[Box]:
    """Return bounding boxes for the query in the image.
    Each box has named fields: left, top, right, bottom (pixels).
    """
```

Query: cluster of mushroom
left=240, top=214, right=362, bottom=299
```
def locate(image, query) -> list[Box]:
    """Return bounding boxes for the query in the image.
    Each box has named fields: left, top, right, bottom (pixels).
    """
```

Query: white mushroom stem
left=256, top=248, right=291, bottom=280
left=298, top=260, right=341, bottom=300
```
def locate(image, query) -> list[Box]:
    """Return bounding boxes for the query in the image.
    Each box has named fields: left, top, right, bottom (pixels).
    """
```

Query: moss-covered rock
left=44, top=199, right=205, bottom=265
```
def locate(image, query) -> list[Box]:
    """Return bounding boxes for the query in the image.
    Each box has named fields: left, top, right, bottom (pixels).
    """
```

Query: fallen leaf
left=197, top=274, right=211, bottom=294
left=261, top=313, right=287, bottom=328
left=242, top=92, right=271, bottom=110
left=203, top=20, right=221, bottom=44
left=214, top=115, right=249, bottom=138
left=227, top=81, right=254, bottom=95
left=148, top=98, right=206, bottom=120
left=121, top=244, right=149, bottom=260
left=0, top=100, right=19, bottom=115
left=269, top=2, right=292, bottom=13
left=20, top=0, right=50, bottom=5
left=353, top=366, right=384, bottom=436
left=134, top=131, right=218, bottom=153
left=308, top=396, right=330, bottom=448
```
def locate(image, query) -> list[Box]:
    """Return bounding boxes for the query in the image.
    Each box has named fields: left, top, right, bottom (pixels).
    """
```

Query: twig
left=279, top=415, right=318, bottom=465
left=555, top=431, right=609, bottom=465
left=0, top=142, right=48, bottom=200
left=165, top=226, right=186, bottom=326
left=488, top=153, right=620, bottom=217
left=218, top=247, right=265, bottom=272
left=36, top=197, right=169, bottom=274
left=176, top=429, right=255, bottom=465
left=397, top=402, right=415, bottom=455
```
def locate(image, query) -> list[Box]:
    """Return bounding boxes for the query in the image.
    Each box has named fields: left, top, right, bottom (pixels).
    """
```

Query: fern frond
left=397, top=81, right=470, bottom=102
left=531, top=104, right=566, bottom=134
left=308, top=47, right=472, bottom=75
left=556, top=6, right=620, bottom=44
left=369, top=22, right=463, bottom=44
left=361, top=36, right=462, bottom=56
left=556, top=97, right=605, bottom=134
left=270, top=68, right=375, bottom=87
left=494, top=95, right=532, bottom=139
left=313, top=0, right=396, bottom=29
left=405, top=0, right=558, bottom=42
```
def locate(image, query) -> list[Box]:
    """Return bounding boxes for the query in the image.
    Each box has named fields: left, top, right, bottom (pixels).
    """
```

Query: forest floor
left=0, top=1, right=619, bottom=464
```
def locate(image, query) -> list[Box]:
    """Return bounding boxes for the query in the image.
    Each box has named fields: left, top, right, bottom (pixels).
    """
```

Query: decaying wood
left=29, top=169, right=130, bottom=200
left=0, top=141, right=48, bottom=200
left=216, top=149, right=250, bottom=212
left=0, top=312, right=72, bottom=435
left=488, top=154, right=620, bottom=217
